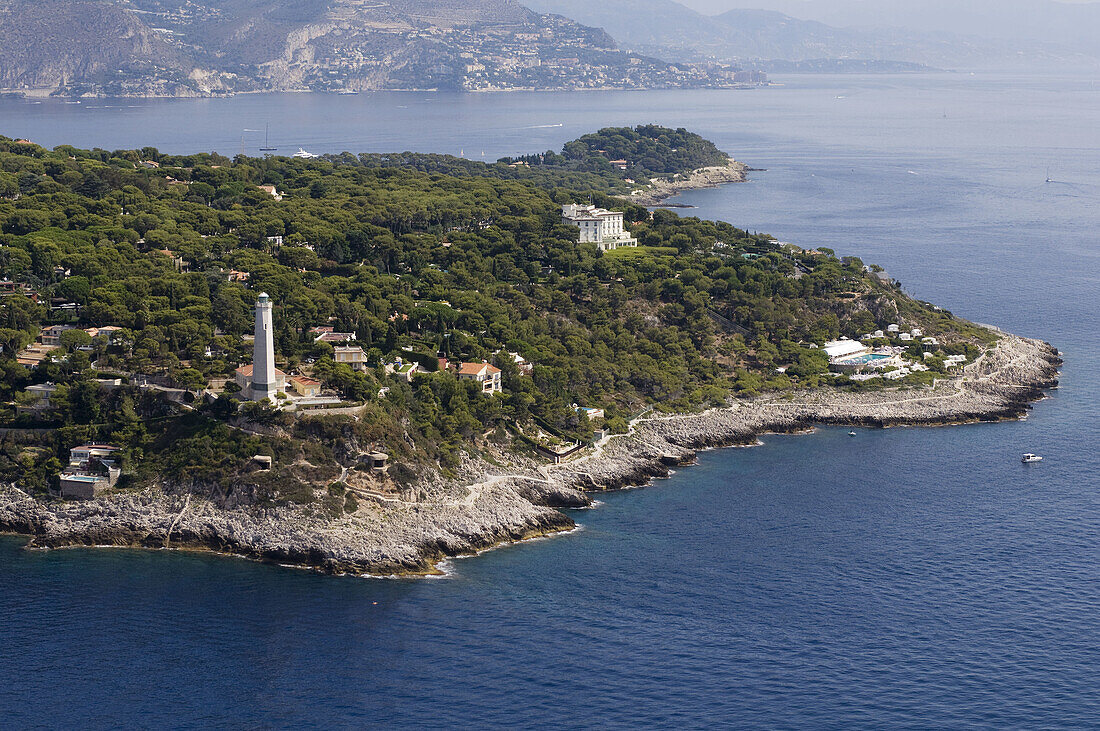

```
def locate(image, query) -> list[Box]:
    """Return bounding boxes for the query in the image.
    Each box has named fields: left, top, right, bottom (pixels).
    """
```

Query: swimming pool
left=839, top=353, right=892, bottom=365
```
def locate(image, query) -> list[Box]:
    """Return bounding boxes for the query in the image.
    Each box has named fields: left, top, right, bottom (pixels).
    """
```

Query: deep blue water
left=2, top=75, right=1099, bottom=728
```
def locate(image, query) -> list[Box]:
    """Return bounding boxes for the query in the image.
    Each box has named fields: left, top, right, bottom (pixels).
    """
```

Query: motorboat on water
left=1021, top=453, right=1043, bottom=463
left=293, top=148, right=319, bottom=159
left=848, top=431, right=857, bottom=436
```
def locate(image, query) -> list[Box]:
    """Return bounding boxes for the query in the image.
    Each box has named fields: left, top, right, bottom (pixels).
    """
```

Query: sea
left=1, top=74, right=1098, bottom=729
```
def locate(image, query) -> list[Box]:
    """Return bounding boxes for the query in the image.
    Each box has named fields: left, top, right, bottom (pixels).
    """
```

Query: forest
left=0, top=127, right=990, bottom=501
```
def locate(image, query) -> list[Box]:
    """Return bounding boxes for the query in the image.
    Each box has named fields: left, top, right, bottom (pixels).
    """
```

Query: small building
left=561, top=204, right=638, bottom=252
left=508, top=351, right=534, bottom=375
left=578, top=406, right=605, bottom=421
left=39, top=325, right=74, bottom=346
left=59, top=445, right=121, bottom=500
left=70, top=445, right=120, bottom=464
left=315, top=331, right=356, bottom=344
left=59, top=472, right=111, bottom=500
left=368, top=452, right=389, bottom=471
left=334, top=345, right=368, bottom=371
left=823, top=339, right=870, bottom=361
left=15, top=344, right=59, bottom=367
left=922, top=336, right=939, bottom=346
left=887, top=324, right=900, bottom=333
left=289, top=376, right=322, bottom=398
left=258, top=185, right=283, bottom=201
left=0, top=280, right=37, bottom=301
left=252, top=455, right=273, bottom=470
left=16, top=383, right=58, bottom=416
left=899, top=332, right=913, bottom=341
left=457, top=362, right=503, bottom=394
left=911, top=328, right=923, bottom=337
left=234, top=364, right=286, bottom=396
left=384, top=359, right=418, bottom=382
left=84, top=326, right=123, bottom=341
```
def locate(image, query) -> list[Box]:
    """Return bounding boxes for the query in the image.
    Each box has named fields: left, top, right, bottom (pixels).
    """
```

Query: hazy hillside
left=0, top=0, right=189, bottom=92
left=711, top=0, right=1100, bottom=57
left=2, top=0, right=754, bottom=97
left=524, top=0, right=1100, bottom=69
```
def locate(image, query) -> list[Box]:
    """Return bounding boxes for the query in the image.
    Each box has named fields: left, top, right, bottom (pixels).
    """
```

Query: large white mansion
left=561, top=204, right=638, bottom=252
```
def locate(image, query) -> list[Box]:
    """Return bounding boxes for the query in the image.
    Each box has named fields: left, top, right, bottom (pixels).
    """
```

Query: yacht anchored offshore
left=293, top=148, right=319, bottom=159
left=1022, top=453, right=1043, bottom=463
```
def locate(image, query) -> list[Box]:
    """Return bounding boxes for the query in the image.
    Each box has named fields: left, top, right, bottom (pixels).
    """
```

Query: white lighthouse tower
left=251, top=292, right=278, bottom=402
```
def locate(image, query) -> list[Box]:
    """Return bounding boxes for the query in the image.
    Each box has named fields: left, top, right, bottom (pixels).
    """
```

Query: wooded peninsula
left=0, top=126, right=1060, bottom=574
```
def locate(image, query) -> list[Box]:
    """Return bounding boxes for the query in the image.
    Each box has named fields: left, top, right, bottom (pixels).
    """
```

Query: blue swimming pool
left=841, top=353, right=892, bottom=365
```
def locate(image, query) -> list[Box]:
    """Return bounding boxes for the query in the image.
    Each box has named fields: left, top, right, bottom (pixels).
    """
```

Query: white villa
left=561, top=204, right=638, bottom=252
left=457, top=362, right=503, bottom=394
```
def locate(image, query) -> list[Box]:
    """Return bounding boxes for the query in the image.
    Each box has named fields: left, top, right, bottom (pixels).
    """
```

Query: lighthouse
left=251, top=292, right=278, bottom=401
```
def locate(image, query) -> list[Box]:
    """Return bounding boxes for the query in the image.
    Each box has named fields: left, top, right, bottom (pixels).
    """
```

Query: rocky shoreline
left=624, top=159, right=749, bottom=206
left=0, top=334, right=1061, bottom=577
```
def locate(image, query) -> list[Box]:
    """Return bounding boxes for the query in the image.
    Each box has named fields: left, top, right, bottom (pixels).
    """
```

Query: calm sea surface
left=2, top=74, right=1098, bottom=728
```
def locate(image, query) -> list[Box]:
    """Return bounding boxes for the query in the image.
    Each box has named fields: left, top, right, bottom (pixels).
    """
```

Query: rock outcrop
left=625, top=160, right=749, bottom=206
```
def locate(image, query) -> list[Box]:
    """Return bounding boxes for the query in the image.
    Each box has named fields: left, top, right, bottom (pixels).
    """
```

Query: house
left=577, top=406, right=605, bottom=421
left=258, top=185, right=283, bottom=201
left=561, top=204, right=638, bottom=252
left=457, top=362, right=502, bottom=394
left=509, top=352, right=533, bottom=375
left=0, top=280, right=37, bottom=301
left=16, top=344, right=59, bottom=367
left=384, top=359, right=418, bottom=382
left=39, top=325, right=74, bottom=346
left=494, top=350, right=533, bottom=375
left=59, top=445, right=121, bottom=500
left=289, top=376, right=322, bottom=398
left=16, top=383, right=58, bottom=416
left=234, top=364, right=287, bottom=395
left=887, top=324, right=900, bottom=333
left=899, top=332, right=913, bottom=341
left=334, top=345, right=368, bottom=371
left=84, top=326, right=122, bottom=340
left=315, top=331, right=356, bottom=344
left=228, top=270, right=250, bottom=283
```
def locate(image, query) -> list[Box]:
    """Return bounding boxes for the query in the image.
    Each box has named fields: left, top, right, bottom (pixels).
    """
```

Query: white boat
left=292, top=148, right=319, bottom=159
left=1021, top=453, right=1043, bottom=463
left=848, top=430, right=857, bottom=436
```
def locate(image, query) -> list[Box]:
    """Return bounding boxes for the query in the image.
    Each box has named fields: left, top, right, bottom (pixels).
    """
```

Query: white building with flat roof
left=823, top=339, right=870, bottom=360
left=561, top=204, right=638, bottom=252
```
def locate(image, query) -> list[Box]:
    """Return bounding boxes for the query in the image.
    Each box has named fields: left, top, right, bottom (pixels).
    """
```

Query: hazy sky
left=678, top=0, right=1100, bottom=12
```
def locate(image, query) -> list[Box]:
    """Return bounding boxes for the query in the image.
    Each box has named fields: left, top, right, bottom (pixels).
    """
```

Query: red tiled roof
left=235, top=365, right=286, bottom=377
left=457, top=362, right=501, bottom=376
